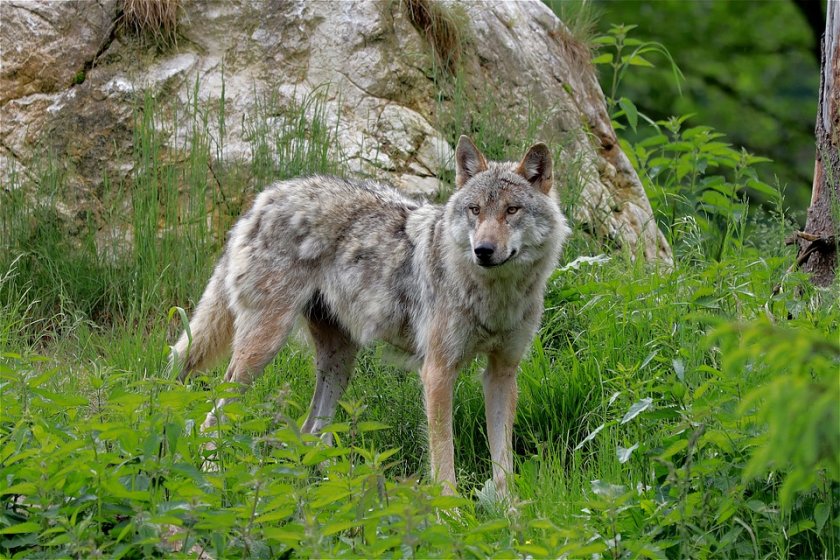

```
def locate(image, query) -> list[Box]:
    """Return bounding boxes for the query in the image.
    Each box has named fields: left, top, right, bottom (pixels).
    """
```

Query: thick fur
left=172, top=136, right=571, bottom=496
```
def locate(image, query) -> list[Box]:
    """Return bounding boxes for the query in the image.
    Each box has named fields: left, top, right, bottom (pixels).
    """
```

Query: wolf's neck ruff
left=171, top=135, right=571, bottom=499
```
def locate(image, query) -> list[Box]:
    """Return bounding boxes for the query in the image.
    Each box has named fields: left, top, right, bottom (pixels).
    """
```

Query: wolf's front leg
left=420, top=359, right=458, bottom=494
left=483, top=354, right=519, bottom=498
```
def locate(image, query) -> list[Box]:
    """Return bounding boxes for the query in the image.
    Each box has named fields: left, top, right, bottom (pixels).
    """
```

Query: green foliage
left=592, top=23, right=684, bottom=118
left=593, top=24, right=780, bottom=261
left=529, top=252, right=840, bottom=559
left=590, top=0, right=819, bottom=217
left=626, top=116, right=778, bottom=260
left=0, top=355, right=475, bottom=558
left=713, top=319, right=840, bottom=507
left=4, top=241, right=837, bottom=558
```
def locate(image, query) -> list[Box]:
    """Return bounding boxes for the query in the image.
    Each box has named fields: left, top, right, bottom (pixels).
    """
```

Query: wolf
left=171, top=135, right=571, bottom=496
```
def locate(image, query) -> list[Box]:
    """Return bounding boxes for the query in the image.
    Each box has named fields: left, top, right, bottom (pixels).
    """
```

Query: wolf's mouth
left=477, top=249, right=517, bottom=268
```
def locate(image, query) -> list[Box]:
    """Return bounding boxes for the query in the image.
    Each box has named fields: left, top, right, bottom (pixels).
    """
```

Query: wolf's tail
left=170, top=264, right=234, bottom=381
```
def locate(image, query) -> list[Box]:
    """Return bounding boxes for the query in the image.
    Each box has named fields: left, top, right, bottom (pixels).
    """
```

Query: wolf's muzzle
left=474, top=242, right=496, bottom=266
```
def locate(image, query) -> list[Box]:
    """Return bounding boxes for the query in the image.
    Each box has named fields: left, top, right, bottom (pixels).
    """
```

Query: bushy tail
left=170, top=268, right=233, bottom=381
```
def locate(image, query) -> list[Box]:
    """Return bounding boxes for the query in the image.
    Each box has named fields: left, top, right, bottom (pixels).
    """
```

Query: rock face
left=0, top=0, right=671, bottom=263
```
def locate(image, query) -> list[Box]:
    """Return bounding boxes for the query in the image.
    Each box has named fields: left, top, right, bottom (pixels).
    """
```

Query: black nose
left=474, top=242, right=496, bottom=263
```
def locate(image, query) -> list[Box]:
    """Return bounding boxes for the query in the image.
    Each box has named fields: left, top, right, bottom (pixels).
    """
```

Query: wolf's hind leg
left=301, top=318, right=358, bottom=444
left=201, top=307, right=297, bottom=432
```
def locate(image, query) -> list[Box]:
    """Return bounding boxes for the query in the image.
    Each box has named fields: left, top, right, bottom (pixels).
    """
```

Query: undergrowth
left=1, top=23, right=839, bottom=560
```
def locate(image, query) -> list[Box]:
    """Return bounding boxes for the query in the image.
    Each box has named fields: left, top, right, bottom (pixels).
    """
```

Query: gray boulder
left=0, top=0, right=671, bottom=262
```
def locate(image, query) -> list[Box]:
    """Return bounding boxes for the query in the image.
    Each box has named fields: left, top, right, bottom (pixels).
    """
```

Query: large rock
left=0, top=0, right=671, bottom=262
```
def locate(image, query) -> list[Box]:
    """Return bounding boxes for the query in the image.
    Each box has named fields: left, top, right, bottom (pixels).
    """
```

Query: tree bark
left=798, top=1, right=840, bottom=287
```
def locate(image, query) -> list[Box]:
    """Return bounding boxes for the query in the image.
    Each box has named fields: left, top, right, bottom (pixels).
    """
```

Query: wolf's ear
left=516, top=143, right=553, bottom=194
left=455, top=135, right=488, bottom=188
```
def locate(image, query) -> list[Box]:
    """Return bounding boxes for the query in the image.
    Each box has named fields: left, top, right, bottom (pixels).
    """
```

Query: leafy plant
left=625, top=116, right=779, bottom=260
left=592, top=24, right=781, bottom=261
left=592, top=23, right=683, bottom=130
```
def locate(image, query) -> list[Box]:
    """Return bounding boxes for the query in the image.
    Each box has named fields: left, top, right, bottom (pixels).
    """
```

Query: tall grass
left=0, top=82, right=342, bottom=350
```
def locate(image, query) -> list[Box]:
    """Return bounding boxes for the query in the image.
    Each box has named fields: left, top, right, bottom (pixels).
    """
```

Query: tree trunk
left=798, top=1, right=840, bottom=287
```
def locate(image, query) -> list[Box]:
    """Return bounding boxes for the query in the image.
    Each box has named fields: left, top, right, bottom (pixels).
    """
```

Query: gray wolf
left=171, top=136, right=570, bottom=496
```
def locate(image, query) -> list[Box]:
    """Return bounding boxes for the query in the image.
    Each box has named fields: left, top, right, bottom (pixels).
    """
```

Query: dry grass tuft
left=118, top=0, right=181, bottom=50
left=544, top=0, right=601, bottom=71
left=402, top=0, right=468, bottom=74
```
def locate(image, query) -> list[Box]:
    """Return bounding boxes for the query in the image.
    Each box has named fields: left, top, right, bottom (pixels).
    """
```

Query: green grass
left=1, top=73, right=839, bottom=558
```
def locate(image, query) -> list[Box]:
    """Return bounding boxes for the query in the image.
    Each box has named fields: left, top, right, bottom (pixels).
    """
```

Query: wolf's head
left=446, top=135, right=569, bottom=270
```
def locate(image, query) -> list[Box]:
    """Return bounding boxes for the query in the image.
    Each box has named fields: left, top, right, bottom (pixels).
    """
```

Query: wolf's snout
left=474, top=242, right=496, bottom=265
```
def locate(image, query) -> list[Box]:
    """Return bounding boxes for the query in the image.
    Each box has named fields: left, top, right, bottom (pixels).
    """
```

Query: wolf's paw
left=475, top=478, right=517, bottom=516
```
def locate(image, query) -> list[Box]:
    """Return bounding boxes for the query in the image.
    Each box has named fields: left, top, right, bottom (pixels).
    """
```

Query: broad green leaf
left=618, top=97, right=639, bottom=131
left=621, top=398, right=653, bottom=424
left=310, top=488, right=351, bottom=508
left=0, top=482, right=37, bottom=496
left=638, top=134, right=669, bottom=148
left=815, top=502, right=830, bottom=533
left=788, top=519, right=816, bottom=537
left=262, top=525, right=304, bottom=546
left=468, top=519, right=509, bottom=534
left=356, top=421, right=389, bottom=433
left=322, top=519, right=360, bottom=537
left=592, top=53, right=613, bottom=65
left=254, top=505, right=295, bottom=524
left=659, top=439, right=688, bottom=460
left=617, top=443, right=639, bottom=463
left=716, top=498, right=738, bottom=524
left=574, top=423, right=605, bottom=450
left=375, top=447, right=400, bottom=463
left=27, top=368, right=59, bottom=388
left=699, top=190, right=732, bottom=212
left=429, top=495, right=470, bottom=509
left=369, top=536, right=402, bottom=555
left=622, top=54, right=655, bottom=67
left=30, top=389, right=88, bottom=407
left=320, top=422, right=350, bottom=433
left=0, top=521, right=40, bottom=534
left=516, top=544, right=549, bottom=556
left=746, top=178, right=780, bottom=199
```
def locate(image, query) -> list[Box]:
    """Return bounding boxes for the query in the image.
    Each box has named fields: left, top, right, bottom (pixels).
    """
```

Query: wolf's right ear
left=455, top=135, right=488, bottom=188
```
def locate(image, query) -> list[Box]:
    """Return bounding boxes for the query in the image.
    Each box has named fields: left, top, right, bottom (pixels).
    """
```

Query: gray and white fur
left=171, top=135, right=571, bottom=496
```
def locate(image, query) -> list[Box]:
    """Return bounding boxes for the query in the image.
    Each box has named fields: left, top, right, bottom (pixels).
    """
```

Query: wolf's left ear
left=455, top=135, right=488, bottom=188
left=516, top=143, right=553, bottom=194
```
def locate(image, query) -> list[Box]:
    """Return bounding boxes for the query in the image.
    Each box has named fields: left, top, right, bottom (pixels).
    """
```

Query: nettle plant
left=625, top=117, right=779, bottom=261
left=594, top=24, right=780, bottom=261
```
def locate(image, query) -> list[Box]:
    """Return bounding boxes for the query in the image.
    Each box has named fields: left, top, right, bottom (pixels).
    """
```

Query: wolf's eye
left=506, top=206, right=521, bottom=215
left=468, top=205, right=480, bottom=216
